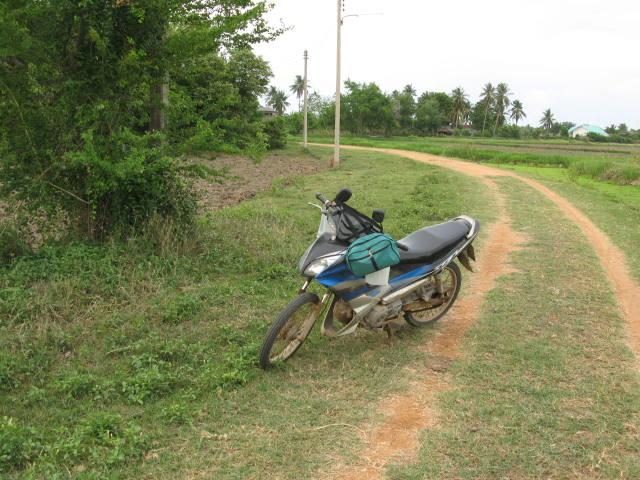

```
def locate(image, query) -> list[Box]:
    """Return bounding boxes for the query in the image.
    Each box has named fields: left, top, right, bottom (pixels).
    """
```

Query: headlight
left=303, top=254, right=342, bottom=277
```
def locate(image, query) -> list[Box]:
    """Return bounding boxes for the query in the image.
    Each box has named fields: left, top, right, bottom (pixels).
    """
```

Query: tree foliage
left=0, top=0, right=279, bottom=238
left=341, top=80, right=396, bottom=135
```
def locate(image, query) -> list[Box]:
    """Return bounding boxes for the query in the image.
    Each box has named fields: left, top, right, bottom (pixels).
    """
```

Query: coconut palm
left=450, top=87, right=470, bottom=129
left=492, top=83, right=511, bottom=135
left=509, top=100, right=526, bottom=125
left=402, top=84, right=417, bottom=97
left=289, top=75, right=305, bottom=111
left=479, top=82, right=495, bottom=134
left=267, top=86, right=289, bottom=115
left=540, top=109, right=555, bottom=134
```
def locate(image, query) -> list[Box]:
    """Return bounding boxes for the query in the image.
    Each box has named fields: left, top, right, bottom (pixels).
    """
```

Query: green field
left=306, top=135, right=640, bottom=185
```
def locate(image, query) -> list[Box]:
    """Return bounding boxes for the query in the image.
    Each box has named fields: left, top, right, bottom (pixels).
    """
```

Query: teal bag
left=345, top=233, right=401, bottom=276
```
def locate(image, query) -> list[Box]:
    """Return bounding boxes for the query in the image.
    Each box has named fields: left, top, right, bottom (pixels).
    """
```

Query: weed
left=159, top=291, right=202, bottom=324
left=160, top=403, right=193, bottom=425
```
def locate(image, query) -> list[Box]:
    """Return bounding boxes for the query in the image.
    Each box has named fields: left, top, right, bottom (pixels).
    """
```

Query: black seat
left=399, top=219, right=471, bottom=265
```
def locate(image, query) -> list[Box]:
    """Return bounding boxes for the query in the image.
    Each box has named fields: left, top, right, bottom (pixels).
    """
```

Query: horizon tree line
left=268, top=76, right=635, bottom=139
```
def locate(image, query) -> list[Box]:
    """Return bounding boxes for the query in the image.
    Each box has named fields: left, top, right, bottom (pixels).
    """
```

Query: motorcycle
left=259, top=188, right=480, bottom=369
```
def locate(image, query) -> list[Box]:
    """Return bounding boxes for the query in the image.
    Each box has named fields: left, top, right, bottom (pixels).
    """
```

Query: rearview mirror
left=334, top=188, right=352, bottom=203
left=372, top=209, right=385, bottom=223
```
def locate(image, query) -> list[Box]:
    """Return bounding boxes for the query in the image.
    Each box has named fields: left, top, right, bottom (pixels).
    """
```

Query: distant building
left=259, top=105, right=278, bottom=118
left=569, top=124, right=608, bottom=138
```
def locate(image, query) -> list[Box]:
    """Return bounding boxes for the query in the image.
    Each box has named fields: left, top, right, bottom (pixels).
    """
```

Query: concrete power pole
left=303, top=50, right=309, bottom=149
left=331, top=0, right=342, bottom=168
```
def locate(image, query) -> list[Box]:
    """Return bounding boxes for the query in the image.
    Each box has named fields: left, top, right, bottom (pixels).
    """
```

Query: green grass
left=386, top=177, right=640, bottom=479
left=4, top=143, right=640, bottom=478
left=305, top=135, right=640, bottom=185
left=0, top=146, right=496, bottom=478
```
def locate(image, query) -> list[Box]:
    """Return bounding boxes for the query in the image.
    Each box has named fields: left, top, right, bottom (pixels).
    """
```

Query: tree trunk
left=482, top=101, right=489, bottom=134
left=150, top=78, right=168, bottom=132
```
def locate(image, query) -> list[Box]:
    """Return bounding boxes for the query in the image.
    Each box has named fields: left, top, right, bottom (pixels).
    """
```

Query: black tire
left=404, top=262, right=462, bottom=328
left=259, top=292, right=320, bottom=369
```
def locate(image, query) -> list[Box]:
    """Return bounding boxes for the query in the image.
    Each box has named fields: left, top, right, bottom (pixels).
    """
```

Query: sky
left=254, top=0, right=640, bottom=129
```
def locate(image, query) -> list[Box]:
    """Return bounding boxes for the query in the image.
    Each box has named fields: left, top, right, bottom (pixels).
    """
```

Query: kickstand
left=383, top=324, right=396, bottom=344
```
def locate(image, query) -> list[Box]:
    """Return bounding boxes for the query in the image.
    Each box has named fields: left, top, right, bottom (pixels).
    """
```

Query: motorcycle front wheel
left=404, top=262, right=461, bottom=327
left=259, top=292, right=320, bottom=369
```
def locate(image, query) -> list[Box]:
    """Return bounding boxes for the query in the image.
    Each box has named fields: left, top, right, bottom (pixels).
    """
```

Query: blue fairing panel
left=315, top=263, right=361, bottom=288
left=317, top=262, right=435, bottom=302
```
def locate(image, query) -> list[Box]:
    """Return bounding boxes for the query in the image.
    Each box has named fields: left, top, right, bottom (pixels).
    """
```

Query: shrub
left=60, top=130, right=197, bottom=238
left=285, top=112, right=304, bottom=134
left=497, top=125, right=521, bottom=139
left=262, top=116, right=288, bottom=150
left=587, top=132, right=608, bottom=143
left=245, top=129, right=269, bottom=161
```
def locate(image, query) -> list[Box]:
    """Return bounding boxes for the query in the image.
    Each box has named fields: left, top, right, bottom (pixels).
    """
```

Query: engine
left=362, top=301, right=403, bottom=329
left=361, top=282, right=439, bottom=329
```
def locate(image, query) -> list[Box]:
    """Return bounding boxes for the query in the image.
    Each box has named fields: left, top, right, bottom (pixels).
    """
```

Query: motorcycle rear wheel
left=259, top=292, right=320, bottom=369
left=404, top=262, right=461, bottom=327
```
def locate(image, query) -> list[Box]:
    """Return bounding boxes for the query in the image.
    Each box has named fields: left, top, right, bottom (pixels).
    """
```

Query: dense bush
left=587, top=132, right=609, bottom=143
left=263, top=116, right=289, bottom=149
left=0, top=1, right=279, bottom=240
left=497, top=125, right=521, bottom=139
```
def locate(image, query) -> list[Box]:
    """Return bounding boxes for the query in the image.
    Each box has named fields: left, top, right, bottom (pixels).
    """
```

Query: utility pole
left=303, top=49, right=309, bottom=149
left=331, top=0, right=342, bottom=168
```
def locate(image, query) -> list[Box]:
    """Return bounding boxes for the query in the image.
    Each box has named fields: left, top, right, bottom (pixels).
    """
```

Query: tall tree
left=492, top=83, right=511, bottom=135
left=540, top=109, right=555, bottom=134
left=392, top=84, right=417, bottom=130
left=479, top=82, right=495, bottom=134
left=0, top=0, right=281, bottom=237
left=267, top=87, right=289, bottom=115
left=289, top=75, right=305, bottom=111
left=450, top=87, right=470, bottom=129
left=509, top=100, right=526, bottom=125
left=342, top=80, right=395, bottom=135
left=415, top=98, right=443, bottom=135
left=403, top=84, right=417, bottom=97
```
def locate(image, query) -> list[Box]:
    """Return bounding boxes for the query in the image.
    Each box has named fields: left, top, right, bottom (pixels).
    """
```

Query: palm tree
left=267, top=86, right=289, bottom=115
left=492, top=83, right=511, bottom=135
left=479, top=82, right=495, bottom=134
left=450, top=87, right=470, bottom=129
left=289, top=75, right=305, bottom=111
left=509, top=100, right=526, bottom=125
left=540, top=109, right=555, bottom=135
left=402, top=84, right=417, bottom=97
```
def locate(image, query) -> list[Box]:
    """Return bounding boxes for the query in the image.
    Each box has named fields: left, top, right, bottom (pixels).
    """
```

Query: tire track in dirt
left=323, top=144, right=640, bottom=362
left=327, top=178, right=527, bottom=480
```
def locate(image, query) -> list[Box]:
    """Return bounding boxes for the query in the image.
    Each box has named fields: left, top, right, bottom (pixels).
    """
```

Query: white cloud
left=255, top=0, right=640, bottom=128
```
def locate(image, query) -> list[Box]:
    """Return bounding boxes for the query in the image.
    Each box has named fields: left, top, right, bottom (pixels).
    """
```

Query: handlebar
left=315, top=192, right=330, bottom=206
